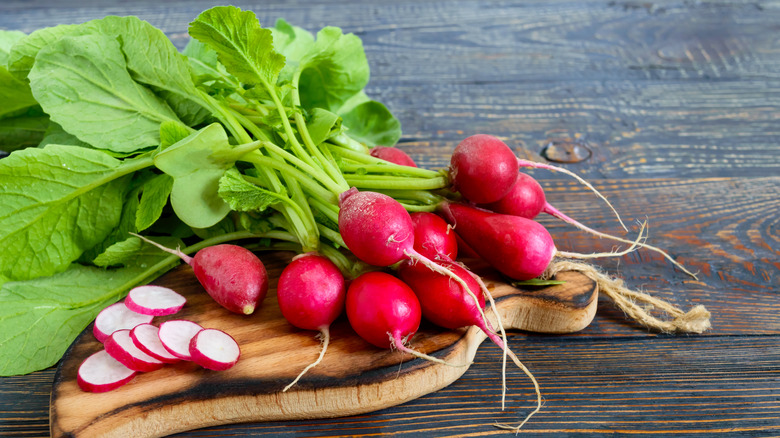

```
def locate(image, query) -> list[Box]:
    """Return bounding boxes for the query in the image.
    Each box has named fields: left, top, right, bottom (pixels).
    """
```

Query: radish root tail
left=544, top=205, right=698, bottom=279
left=545, top=260, right=711, bottom=334
left=492, top=347, right=544, bottom=434
left=517, top=158, right=628, bottom=232
left=464, top=269, right=541, bottom=426
left=283, top=327, right=331, bottom=392
left=468, top=272, right=510, bottom=410
left=555, top=220, right=647, bottom=260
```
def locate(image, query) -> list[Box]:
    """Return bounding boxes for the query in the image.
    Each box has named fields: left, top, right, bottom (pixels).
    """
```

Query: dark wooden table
left=2, top=0, right=778, bottom=436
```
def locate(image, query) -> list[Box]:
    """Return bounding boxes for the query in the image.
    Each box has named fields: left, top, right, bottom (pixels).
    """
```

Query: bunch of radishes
left=82, top=133, right=698, bottom=432
left=78, top=285, right=240, bottom=393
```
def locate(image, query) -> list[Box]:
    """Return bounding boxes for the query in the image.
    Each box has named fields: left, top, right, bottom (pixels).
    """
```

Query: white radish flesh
left=158, top=320, right=204, bottom=360
left=77, top=350, right=137, bottom=393
left=129, top=323, right=180, bottom=364
left=189, top=328, right=240, bottom=371
left=104, top=329, right=164, bottom=372
left=93, top=302, right=154, bottom=343
left=124, top=285, right=186, bottom=316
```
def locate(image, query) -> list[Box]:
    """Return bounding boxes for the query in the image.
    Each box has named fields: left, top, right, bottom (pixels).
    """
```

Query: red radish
left=124, top=285, right=186, bottom=316
left=104, top=329, right=165, bottom=372
left=158, top=319, right=204, bottom=360
left=449, top=134, right=519, bottom=204
left=338, top=188, right=417, bottom=267
left=131, top=234, right=269, bottom=315
left=438, top=202, right=645, bottom=281
left=483, top=173, right=697, bottom=278
left=276, top=253, right=346, bottom=391
left=370, top=146, right=418, bottom=167
left=189, top=328, right=241, bottom=371
left=346, top=271, right=467, bottom=366
left=130, top=323, right=180, bottom=364
left=440, top=202, right=554, bottom=280
left=514, top=156, right=629, bottom=231
left=410, top=212, right=458, bottom=261
left=345, top=271, right=421, bottom=350
left=93, top=302, right=154, bottom=343
left=482, top=172, right=546, bottom=220
left=77, top=350, right=137, bottom=393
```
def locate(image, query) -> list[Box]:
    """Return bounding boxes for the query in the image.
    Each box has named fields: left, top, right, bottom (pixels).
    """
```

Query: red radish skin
left=277, top=253, right=346, bottom=331
left=158, top=320, right=204, bottom=361
left=338, top=188, right=416, bottom=267
left=131, top=234, right=269, bottom=315
left=482, top=172, right=547, bottom=219
left=93, top=302, right=154, bottom=343
left=345, top=272, right=421, bottom=350
left=191, top=245, right=268, bottom=314
left=410, top=212, right=458, bottom=261
left=439, top=202, right=646, bottom=281
left=449, top=134, right=519, bottom=204
left=77, top=350, right=137, bottom=393
left=370, top=146, right=418, bottom=167
left=455, top=233, right=480, bottom=259
left=104, top=329, right=165, bottom=372
left=124, top=285, right=186, bottom=316
left=397, top=260, right=493, bottom=334
left=189, top=328, right=241, bottom=371
left=130, top=324, right=180, bottom=364
left=276, top=253, right=346, bottom=391
left=439, top=202, right=556, bottom=281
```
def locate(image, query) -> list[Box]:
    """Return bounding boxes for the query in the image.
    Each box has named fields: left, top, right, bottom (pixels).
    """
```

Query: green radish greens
left=0, top=6, right=444, bottom=376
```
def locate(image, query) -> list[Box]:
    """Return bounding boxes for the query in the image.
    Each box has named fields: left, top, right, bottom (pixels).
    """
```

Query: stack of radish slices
left=77, top=285, right=241, bottom=393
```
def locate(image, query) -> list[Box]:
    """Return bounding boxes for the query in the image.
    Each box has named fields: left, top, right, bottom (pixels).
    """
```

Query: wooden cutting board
left=49, top=252, right=598, bottom=438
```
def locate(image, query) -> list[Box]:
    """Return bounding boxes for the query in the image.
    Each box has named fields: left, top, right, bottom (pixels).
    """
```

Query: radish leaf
left=0, top=145, right=153, bottom=281
left=28, top=34, right=180, bottom=153
left=0, top=30, right=26, bottom=66
left=188, top=6, right=285, bottom=88
left=218, top=167, right=287, bottom=212
left=136, top=173, right=174, bottom=232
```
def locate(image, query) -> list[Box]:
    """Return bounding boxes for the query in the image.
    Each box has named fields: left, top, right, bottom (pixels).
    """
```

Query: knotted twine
left=543, top=259, right=711, bottom=334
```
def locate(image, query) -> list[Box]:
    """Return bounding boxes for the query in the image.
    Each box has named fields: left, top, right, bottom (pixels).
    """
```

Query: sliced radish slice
left=189, top=329, right=241, bottom=371
left=93, top=302, right=154, bottom=343
left=158, top=320, right=203, bottom=361
left=130, top=323, right=180, bottom=364
left=104, top=329, right=165, bottom=372
left=124, top=285, right=186, bottom=316
left=77, top=349, right=137, bottom=393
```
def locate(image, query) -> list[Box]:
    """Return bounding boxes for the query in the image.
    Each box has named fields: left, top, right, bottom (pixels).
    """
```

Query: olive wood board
left=50, top=251, right=598, bottom=438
